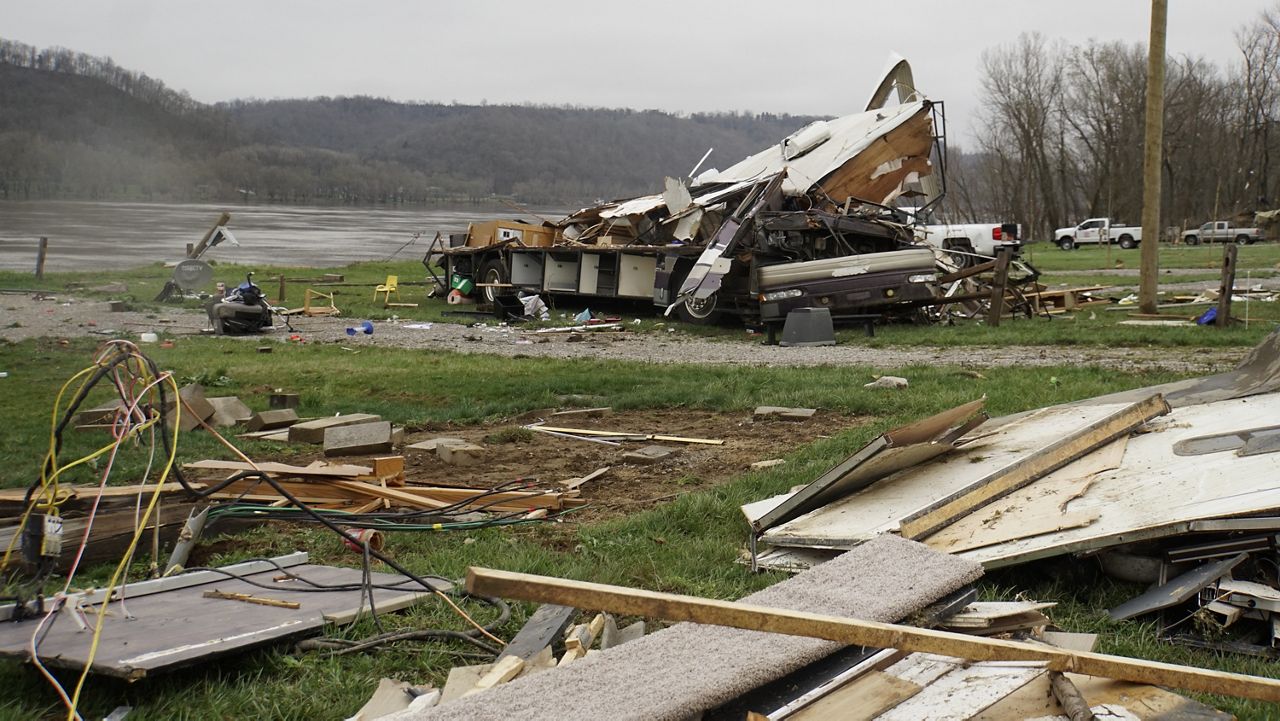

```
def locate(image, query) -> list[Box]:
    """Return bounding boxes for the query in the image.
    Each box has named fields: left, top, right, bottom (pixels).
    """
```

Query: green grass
left=1022, top=240, right=1280, bottom=273
left=3, top=251, right=1280, bottom=718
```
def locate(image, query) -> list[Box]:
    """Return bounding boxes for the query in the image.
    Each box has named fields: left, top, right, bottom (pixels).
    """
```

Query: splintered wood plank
left=876, top=661, right=1048, bottom=721
left=941, top=602, right=1058, bottom=629
left=441, top=664, right=491, bottom=703
left=789, top=670, right=922, bottom=721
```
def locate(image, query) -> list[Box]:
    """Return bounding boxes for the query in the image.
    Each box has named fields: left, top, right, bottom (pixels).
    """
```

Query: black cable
left=361, top=540, right=384, bottom=634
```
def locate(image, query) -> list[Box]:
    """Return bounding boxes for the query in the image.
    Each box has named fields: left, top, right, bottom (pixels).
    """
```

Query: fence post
left=35, top=237, right=48, bottom=280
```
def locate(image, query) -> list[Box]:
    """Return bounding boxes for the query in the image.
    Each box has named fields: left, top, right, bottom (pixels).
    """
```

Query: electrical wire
left=8, top=340, right=532, bottom=719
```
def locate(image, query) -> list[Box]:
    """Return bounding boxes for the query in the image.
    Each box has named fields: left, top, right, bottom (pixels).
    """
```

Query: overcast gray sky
left=4, top=1, right=1275, bottom=143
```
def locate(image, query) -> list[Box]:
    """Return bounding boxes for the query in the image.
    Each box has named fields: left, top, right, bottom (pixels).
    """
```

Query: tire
left=1118, top=234, right=1137, bottom=250
left=477, top=258, right=508, bottom=304
left=1236, top=234, right=1252, bottom=245
left=1058, top=237, right=1075, bottom=251
left=1185, top=235, right=1200, bottom=246
left=675, top=292, right=724, bottom=325
left=943, top=241, right=976, bottom=268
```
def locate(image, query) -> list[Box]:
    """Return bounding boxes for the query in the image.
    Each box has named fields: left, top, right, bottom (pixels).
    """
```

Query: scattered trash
left=863, top=375, right=909, bottom=389
left=574, top=308, right=592, bottom=323
left=139, top=332, right=158, bottom=343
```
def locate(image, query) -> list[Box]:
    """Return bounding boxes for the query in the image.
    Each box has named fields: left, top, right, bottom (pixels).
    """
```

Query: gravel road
left=0, top=292, right=1247, bottom=374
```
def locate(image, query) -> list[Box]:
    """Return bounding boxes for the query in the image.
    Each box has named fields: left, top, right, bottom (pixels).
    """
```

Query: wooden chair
left=373, top=275, right=399, bottom=303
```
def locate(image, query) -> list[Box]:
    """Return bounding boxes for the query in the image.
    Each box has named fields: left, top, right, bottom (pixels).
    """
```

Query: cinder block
left=323, top=421, right=393, bottom=457
left=437, top=442, right=485, bottom=466
left=246, top=408, right=299, bottom=431
left=753, top=406, right=816, bottom=421
left=621, top=445, right=678, bottom=465
left=74, top=399, right=127, bottom=428
left=207, top=396, right=253, bottom=427
left=288, top=413, right=382, bottom=444
left=269, top=393, right=300, bottom=409
left=169, top=384, right=215, bottom=432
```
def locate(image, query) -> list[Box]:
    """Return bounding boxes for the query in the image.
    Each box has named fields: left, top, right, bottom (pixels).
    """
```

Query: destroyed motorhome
left=431, top=65, right=1033, bottom=328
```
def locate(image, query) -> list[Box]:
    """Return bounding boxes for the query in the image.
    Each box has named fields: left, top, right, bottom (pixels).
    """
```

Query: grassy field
left=2, top=247, right=1280, bottom=719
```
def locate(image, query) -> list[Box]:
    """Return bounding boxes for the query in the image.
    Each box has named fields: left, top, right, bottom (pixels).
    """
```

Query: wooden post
left=188, top=212, right=232, bottom=259
left=277, top=275, right=287, bottom=304
left=465, top=566, right=1280, bottom=703
left=1138, top=0, right=1168, bottom=314
left=986, top=249, right=1011, bottom=328
left=34, top=237, right=48, bottom=280
left=1216, top=242, right=1238, bottom=328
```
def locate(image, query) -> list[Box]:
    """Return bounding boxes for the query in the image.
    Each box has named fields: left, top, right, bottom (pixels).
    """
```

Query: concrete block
left=170, top=384, right=215, bottom=432
left=323, top=421, right=394, bottom=457
left=753, top=406, right=816, bottom=421
left=437, top=442, right=485, bottom=466
left=246, top=408, right=299, bottom=431
left=621, top=445, right=678, bottom=465
left=207, top=396, right=253, bottom=427
left=407, top=437, right=466, bottom=453
left=269, top=393, right=300, bottom=409
left=288, top=413, right=382, bottom=444
left=74, top=399, right=126, bottom=428
left=391, top=426, right=405, bottom=446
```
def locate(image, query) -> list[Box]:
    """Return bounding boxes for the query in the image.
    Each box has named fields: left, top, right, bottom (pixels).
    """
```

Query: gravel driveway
left=0, top=292, right=1247, bottom=374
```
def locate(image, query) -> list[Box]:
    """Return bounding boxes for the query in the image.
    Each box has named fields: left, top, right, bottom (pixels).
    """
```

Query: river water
left=0, top=201, right=566, bottom=271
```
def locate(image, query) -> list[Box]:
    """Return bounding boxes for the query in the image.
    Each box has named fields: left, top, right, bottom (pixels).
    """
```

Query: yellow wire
left=66, top=372, right=181, bottom=720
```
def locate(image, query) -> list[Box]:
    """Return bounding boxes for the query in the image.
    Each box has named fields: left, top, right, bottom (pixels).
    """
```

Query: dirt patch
left=343, top=408, right=851, bottom=523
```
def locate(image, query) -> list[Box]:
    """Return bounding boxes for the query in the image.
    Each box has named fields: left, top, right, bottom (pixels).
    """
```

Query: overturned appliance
left=205, top=272, right=273, bottom=335
left=431, top=60, right=977, bottom=326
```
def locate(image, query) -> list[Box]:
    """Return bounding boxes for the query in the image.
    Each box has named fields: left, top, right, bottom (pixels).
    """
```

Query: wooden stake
left=465, top=566, right=1280, bottom=703
left=203, top=590, right=300, bottom=609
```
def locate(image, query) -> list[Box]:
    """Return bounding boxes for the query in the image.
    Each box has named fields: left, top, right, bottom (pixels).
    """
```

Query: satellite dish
left=172, top=259, right=214, bottom=291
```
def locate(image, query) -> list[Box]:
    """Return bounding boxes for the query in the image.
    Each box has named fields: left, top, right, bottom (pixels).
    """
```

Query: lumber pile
left=183, top=456, right=587, bottom=514
left=0, top=482, right=204, bottom=572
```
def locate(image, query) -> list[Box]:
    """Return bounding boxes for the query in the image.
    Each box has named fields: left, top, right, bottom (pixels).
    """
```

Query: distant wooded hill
left=0, top=39, right=821, bottom=205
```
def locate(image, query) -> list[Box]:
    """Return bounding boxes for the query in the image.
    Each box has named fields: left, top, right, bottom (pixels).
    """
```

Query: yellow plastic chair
left=373, top=275, right=399, bottom=303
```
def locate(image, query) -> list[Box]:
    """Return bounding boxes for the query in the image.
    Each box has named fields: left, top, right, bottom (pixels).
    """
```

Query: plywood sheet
left=958, top=393, right=1280, bottom=568
left=0, top=564, right=446, bottom=678
left=924, top=437, right=1128, bottom=554
left=762, top=403, right=1135, bottom=549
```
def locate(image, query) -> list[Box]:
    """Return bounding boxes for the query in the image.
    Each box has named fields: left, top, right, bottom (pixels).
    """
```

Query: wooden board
left=748, top=399, right=987, bottom=533
left=183, top=460, right=373, bottom=478
left=465, top=566, right=1280, bottom=702
left=0, top=564, right=447, bottom=678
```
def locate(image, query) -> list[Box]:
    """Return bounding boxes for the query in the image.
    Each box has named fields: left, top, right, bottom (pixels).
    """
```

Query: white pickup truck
left=899, top=208, right=1023, bottom=262
left=1054, top=218, right=1142, bottom=250
left=1181, top=221, right=1265, bottom=245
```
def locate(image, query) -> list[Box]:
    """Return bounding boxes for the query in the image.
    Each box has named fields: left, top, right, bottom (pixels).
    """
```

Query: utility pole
left=1139, top=0, right=1168, bottom=313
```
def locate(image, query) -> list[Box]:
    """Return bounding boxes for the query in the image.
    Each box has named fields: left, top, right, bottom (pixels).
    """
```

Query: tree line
left=945, top=5, right=1280, bottom=240
left=0, top=37, right=820, bottom=206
